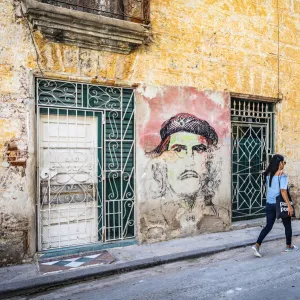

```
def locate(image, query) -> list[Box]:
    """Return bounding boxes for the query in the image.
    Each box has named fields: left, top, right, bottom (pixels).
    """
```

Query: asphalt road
left=14, top=236, right=300, bottom=300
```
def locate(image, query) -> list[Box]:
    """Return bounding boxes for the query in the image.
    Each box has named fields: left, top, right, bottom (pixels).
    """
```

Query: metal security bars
left=39, top=0, right=150, bottom=24
left=36, top=79, right=135, bottom=250
left=231, top=99, right=274, bottom=221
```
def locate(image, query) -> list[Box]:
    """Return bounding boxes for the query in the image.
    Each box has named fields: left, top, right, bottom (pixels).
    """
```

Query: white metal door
left=38, top=111, right=100, bottom=249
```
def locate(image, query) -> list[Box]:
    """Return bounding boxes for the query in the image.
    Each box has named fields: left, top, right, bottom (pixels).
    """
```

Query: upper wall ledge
left=20, top=0, right=150, bottom=54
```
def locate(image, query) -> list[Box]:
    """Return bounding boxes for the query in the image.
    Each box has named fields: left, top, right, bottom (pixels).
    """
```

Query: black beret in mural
left=160, top=113, right=218, bottom=145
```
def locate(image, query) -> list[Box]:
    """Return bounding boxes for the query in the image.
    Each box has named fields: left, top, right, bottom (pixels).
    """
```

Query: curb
left=1, top=230, right=300, bottom=299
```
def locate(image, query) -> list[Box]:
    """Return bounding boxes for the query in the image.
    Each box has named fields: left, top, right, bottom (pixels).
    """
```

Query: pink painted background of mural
left=138, top=86, right=230, bottom=152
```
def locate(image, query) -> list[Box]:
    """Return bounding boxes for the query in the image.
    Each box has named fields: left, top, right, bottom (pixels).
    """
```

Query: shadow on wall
left=0, top=212, right=29, bottom=266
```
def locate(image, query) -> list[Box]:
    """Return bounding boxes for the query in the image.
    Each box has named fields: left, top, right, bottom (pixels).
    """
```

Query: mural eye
left=172, top=145, right=186, bottom=153
left=193, top=144, right=208, bottom=153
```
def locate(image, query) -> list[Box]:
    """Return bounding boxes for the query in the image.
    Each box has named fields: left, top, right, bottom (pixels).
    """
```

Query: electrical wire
left=277, top=0, right=282, bottom=101
left=19, top=2, right=44, bottom=77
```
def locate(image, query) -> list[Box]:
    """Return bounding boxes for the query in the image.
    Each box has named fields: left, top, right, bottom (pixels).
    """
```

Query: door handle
left=40, top=167, right=58, bottom=180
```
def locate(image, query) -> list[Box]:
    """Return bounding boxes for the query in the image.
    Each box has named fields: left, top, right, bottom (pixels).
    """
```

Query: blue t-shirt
left=266, top=174, right=288, bottom=204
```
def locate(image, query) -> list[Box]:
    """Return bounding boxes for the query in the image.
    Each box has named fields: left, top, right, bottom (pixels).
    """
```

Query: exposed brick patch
left=4, top=139, right=28, bottom=167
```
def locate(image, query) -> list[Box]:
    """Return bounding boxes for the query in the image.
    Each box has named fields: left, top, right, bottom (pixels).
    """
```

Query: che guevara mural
left=136, top=86, right=231, bottom=242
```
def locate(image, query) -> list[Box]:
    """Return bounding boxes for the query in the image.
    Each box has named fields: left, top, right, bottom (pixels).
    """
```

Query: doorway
left=36, top=79, right=135, bottom=250
left=231, top=99, right=274, bottom=221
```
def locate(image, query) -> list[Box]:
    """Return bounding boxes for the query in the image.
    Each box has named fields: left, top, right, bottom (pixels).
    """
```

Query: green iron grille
left=37, top=79, right=135, bottom=246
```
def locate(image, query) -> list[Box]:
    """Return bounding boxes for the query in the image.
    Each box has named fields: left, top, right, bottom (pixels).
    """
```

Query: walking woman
left=252, top=154, right=298, bottom=257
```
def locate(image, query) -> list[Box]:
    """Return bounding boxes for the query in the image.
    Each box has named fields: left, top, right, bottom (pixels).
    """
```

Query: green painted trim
left=38, top=239, right=138, bottom=260
left=97, top=112, right=103, bottom=241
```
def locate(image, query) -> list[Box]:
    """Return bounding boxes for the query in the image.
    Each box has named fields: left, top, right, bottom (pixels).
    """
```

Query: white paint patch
left=226, top=290, right=234, bottom=294
left=185, top=0, right=198, bottom=8
left=204, top=90, right=225, bottom=108
left=17, top=141, right=27, bottom=151
left=190, top=94, right=198, bottom=101
left=277, top=101, right=283, bottom=112
left=137, top=85, right=165, bottom=100
left=235, top=288, right=242, bottom=291
left=250, top=71, right=254, bottom=93
left=1, top=161, right=9, bottom=168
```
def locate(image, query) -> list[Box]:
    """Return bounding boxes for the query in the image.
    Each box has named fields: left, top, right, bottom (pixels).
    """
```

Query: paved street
left=13, top=236, right=300, bottom=300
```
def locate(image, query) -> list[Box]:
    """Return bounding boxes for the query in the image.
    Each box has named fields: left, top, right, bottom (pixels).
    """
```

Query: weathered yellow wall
left=2, top=1, right=296, bottom=95
left=1, top=1, right=287, bottom=91
left=1, top=0, right=300, bottom=262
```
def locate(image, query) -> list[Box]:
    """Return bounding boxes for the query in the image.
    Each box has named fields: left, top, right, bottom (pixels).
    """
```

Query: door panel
left=232, top=124, right=267, bottom=220
left=39, top=112, right=100, bottom=249
left=231, top=99, right=274, bottom=221
left=37, top=79, right=136, bottom=250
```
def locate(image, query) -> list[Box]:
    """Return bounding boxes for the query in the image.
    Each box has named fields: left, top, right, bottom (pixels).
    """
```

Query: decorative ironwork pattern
left=37, top=79, right=135, bottom=250
left=39, top=0, right=150, bottom=24
left=231, top=99, right=274, bottom=221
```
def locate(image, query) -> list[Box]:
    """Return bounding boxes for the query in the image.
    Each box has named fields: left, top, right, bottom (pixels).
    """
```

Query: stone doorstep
left=37, top=239, right=138, bottom=261
left=38, top=250, right=115, bottom=274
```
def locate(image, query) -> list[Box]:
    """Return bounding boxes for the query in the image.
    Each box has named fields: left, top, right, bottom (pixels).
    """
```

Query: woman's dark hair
left=264, top=154, right=284, bottom=186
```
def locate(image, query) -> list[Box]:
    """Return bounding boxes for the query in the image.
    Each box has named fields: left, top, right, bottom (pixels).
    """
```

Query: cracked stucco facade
left=1, top=0, right=300, bottom=265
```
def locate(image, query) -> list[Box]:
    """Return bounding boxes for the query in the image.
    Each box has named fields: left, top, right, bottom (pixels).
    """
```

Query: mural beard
left=149, top=152, right=221, bottom=211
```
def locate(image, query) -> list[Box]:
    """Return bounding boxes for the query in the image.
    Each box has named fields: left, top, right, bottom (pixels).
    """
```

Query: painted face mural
left=148, top=113, right=219, bottom=210
left=167, top=131, right=209, bottom=198
left=138, top=87, right=231, bottom=242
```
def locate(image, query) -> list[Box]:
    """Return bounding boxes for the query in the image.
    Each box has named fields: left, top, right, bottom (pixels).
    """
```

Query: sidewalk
left=1, top=219, right=300, bottom=298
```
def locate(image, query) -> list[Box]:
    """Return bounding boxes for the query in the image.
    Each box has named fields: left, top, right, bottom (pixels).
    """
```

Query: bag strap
left=278, top=175, right=292, bottom=202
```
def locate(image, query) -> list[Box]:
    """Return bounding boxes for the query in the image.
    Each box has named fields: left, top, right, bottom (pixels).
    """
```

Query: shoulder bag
left=276, top=176, right=295, bottom=219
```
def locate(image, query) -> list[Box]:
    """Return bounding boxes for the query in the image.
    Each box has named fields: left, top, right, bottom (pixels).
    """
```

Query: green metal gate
left=231, top=99, right=274, bottom=221
left=36, top=79, right=135, bottom=250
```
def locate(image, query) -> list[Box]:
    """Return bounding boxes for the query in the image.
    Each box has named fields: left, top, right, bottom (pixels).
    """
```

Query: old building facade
left=1, top=0, right=300, bottom=266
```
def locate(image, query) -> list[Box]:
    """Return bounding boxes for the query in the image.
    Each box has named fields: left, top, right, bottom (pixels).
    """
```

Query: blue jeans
left=257, top=203, right=292, bottom=246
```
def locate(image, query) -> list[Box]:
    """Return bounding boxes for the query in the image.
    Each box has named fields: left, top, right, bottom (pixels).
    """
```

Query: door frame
left=230, top=96, right=276, bottom=221
left=36, top=78, right=136, bottom=251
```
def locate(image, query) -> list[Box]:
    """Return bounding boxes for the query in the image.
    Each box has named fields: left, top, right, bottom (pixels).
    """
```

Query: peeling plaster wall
left=0, top=97, right=36, bottom=266
left=1, top=0, right=300, bottom=263
left=0, top=0, right=36, bottom=265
